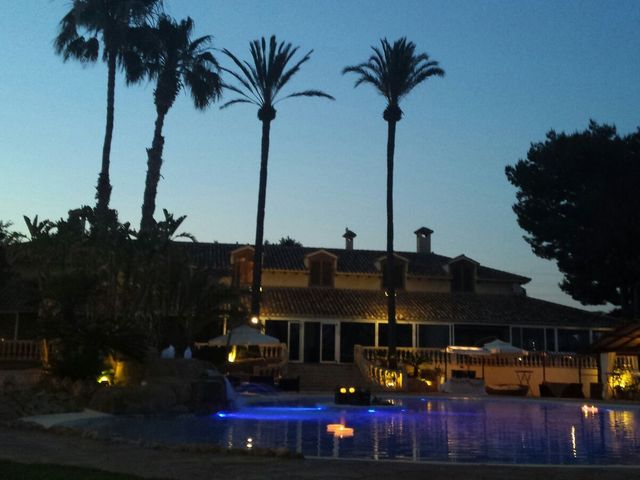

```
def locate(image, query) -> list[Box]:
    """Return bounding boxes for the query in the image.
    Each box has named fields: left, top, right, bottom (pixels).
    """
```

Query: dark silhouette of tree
left=221, top=35, right=334, bottom=321
left=0, top=221, right=25, bottom=289
left=278, top=236, right=302, bottom=247
left=138, top=16, right=222, bottom=235
left=506, top=121, right=640, bottom=319
left=344, top=38, right=443, bottom=368
left=54, top=0, right=162, bottom=224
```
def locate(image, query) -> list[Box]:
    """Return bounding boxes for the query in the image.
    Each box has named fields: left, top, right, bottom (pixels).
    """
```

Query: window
left=451, top=262, right=475, bottom=292
left=378, top=323, right=413, bottom=347
left=418, top=324, right=450, bottom=348
left=382, top=261, right=406, bottom=290
left=309, top=259, right=334, bottom=287
left=453, top=325, right=509, bottom=346
left=557, top=329, right=590, bottom=352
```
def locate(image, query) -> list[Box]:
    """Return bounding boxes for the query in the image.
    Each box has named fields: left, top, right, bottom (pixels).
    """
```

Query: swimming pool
left=64, top=395, right=640, bottom=465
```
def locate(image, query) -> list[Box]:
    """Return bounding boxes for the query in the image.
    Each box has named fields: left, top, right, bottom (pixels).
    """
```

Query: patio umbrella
left=482, top=339, right=528, bottom=355
left=208, top=325, right=280, bottom=346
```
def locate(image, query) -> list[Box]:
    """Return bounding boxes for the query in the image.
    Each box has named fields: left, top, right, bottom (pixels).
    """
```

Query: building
left=182, top=227, right=618, bottom=364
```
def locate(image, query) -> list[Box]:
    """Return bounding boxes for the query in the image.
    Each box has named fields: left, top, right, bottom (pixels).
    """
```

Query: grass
left=0, top=460, right=170, bottom=480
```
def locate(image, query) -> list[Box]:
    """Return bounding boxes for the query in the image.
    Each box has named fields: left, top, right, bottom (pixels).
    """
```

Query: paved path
left=1, top=425, right=639, bottom=480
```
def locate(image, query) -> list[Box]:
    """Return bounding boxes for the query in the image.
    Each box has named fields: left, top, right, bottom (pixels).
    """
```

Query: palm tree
left=344, top=38, right=443, bottom=368
left=54, top=0, right=162, bottom=224
left=139, top=16, right=222, bottom=235
left=221, top=36, right=334, bottom=322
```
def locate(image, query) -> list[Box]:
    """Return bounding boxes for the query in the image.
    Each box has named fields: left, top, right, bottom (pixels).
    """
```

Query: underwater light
left=326, top=423, right=344, bottom=433
left=216, top=412, right=227, bottom=418
left=368, top=409, right=376, bottom=413
left=582, top=404, right=598, bottom=415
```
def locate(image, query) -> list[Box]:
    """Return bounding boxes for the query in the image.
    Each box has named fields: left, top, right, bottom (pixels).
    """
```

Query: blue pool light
left=216, top=412, right=227, bottom=418
left=368, top=409, right=376, bottom=413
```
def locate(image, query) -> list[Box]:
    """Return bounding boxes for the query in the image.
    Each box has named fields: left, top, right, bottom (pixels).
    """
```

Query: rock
left=89, top=384, right=178, bottom=414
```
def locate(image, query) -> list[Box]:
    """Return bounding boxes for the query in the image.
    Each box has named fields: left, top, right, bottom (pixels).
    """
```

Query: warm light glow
left=425, top=380, right=433, bottom=386
left=250, top=315, right=259, bottom=325
left=335, top=427, right=354, bottom=438
left=228, top=345, right=237, bottom=363
left=582, top=404, right=599, bottom=415
left=339, top=387, right=347, bottom=394
left=348, top=387, right=355, bottom=393
left=326, top=423, right=344, bottom=433
left=97, top=375, right=111, bottom=385
left=326, top=423, right=354, bottom=438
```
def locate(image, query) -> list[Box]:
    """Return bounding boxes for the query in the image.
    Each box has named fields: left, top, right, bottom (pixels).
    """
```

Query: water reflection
left=69, top=397, right=640, bottom=465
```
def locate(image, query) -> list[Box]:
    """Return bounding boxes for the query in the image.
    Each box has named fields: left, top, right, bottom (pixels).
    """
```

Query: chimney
left=343, top=227, right=356, bottom=251
left=414, top=227, right=433, bottom=254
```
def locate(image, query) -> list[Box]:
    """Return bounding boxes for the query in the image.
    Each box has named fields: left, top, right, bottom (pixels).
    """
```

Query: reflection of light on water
left=570, top=426, right=577, bottom=458
left=608, top=410, right=637, bottom=434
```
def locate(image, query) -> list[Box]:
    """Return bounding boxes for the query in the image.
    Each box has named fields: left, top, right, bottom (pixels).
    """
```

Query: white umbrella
left=482, top=339, right=528, bottom=355
left=208, top=325, right=280, bottom=346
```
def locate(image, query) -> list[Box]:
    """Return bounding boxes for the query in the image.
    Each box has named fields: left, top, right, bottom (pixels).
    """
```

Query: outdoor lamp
left=250, top=315, right=259, bottom=325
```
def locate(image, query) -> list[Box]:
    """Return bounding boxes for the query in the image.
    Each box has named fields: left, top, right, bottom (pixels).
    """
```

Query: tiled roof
left=177, top=242, right=530, bottom=284
left=260, top=287, right=617, bottom=328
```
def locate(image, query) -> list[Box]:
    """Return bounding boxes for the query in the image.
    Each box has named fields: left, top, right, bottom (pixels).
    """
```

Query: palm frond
left=277, top=90, right=335, bottom=103
left=219, top=98, right=255, bottom=109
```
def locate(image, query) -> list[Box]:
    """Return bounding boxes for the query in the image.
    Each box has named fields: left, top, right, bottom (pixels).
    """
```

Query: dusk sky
left=1, top=1, right=639, bottom=310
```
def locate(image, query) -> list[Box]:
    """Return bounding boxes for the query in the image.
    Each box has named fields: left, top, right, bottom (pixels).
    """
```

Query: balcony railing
left=0, top=339, right=43, bottom=363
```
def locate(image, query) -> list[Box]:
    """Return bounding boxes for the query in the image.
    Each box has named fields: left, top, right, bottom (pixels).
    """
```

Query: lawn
left=0, top=460, right=170, bottom=480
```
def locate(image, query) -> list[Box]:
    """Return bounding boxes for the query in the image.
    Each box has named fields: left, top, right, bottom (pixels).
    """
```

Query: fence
left=0, top=340, right=42, bottom=363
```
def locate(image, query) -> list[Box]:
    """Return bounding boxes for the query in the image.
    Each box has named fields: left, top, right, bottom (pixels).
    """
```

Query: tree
left=0, top=221, right=25, bottom=288
left=506, top=121, right=640, bottom=319
left=343, top=38, right=443, bottom=367
left=54, top=0, right=162, bottom=223
left=278, top=236, right=302, bottom=247
left=138, top=15, right=222, bottom=235
left=220, top=35, right=334, bottom=321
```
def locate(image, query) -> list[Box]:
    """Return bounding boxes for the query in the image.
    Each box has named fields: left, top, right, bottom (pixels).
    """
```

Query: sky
left=1, top=1, right=639, bottom=311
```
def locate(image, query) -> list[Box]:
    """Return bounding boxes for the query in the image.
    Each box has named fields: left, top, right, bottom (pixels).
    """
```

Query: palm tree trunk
left=250, top=119, right=271, bottom=319
left=386, top=119, right=398, bottom=369
left=96, top=51, right=117, bottom=223
left=140, top=108, right=167, bottom=234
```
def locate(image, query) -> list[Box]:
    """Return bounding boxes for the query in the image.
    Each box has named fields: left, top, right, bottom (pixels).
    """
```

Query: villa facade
left=184, top=227, right=619, bottom=364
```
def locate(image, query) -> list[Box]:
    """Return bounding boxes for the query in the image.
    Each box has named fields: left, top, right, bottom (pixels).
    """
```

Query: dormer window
left=305, top=250, right=337, bottom=287
left=230, top=247, right=254, bottom=288
left=377, top=255, right=408, bottom=291
left=449, top=255, right=478, bottom=293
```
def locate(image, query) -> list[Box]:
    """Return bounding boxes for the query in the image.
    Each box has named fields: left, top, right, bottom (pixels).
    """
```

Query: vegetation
left=17, top=207, right=240, bottom=380
left=343, top=38, right=444, bottom=367
left=220, top=35, right=333, bottom=320
left=506, top=122, right=640, bottom=319
left=277, top=236, right=302, bottom=247
left=54, top=0, right=162, bottom=224
left=0, top=221, right=24, bottom=288
left=138, top=15, right=222, bottom=235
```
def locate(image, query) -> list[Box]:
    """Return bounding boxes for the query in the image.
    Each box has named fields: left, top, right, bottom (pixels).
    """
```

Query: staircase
left=285, top=363, right=372, bottom=391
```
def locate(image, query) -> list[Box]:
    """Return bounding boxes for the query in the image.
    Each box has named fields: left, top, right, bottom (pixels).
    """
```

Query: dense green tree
left=138, top=16, right=222, bottom=235
left=54, top=0, right=162, bottom=223
left=344, top=38, right=443, bottom=367
left=221, top=36, right=333, bottom=321
left=506, top=121, right=640, bottom=319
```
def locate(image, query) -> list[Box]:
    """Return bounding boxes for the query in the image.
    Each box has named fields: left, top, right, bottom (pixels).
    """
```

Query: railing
left=0, top=340, right=43, bottom=362
left=359, top=346, right=599, bottom=369
left=354, top=345, right=404, bottom=391
left=255, top=343, right=289, bottom=378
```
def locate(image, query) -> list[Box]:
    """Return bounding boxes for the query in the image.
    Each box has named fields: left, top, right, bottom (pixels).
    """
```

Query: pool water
left=65, top=396, right=640, bottom=465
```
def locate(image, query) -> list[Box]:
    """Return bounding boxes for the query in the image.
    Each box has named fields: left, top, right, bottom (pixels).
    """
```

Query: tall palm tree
left=221, top=35, right=334, bottom=322
left=139, top=16, right=222, bottom=235
left=54, top=0, right=162, bottom=224
left=344, top=38, right=443, bottom=368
